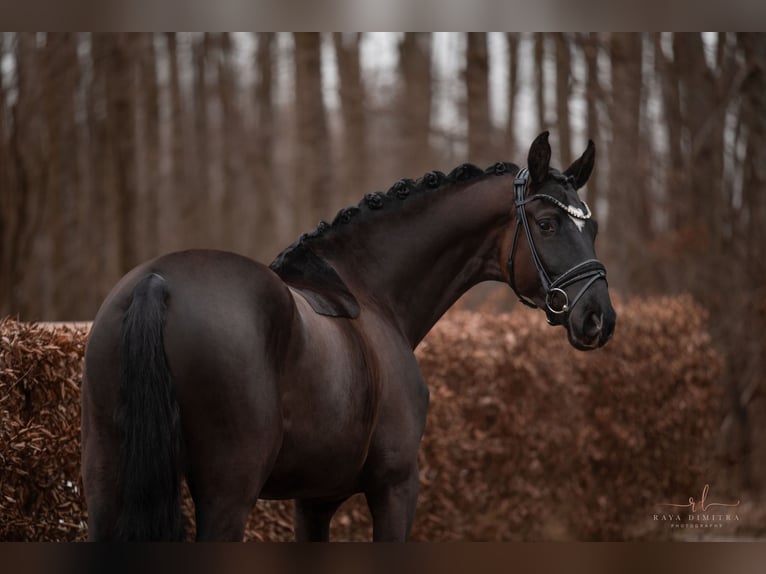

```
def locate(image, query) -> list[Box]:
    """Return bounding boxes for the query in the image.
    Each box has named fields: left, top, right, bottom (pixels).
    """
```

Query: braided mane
left=271, top=161, right=520, bottom=271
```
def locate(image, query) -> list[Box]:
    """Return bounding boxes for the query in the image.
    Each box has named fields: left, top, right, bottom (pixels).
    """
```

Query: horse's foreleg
left=294, top=497, right=349, bottom=541
left=364, top=465, right=420, bottom=542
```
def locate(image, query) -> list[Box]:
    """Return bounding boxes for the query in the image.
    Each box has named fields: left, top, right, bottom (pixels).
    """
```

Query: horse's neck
left=321, top=176, right=513, bottom=347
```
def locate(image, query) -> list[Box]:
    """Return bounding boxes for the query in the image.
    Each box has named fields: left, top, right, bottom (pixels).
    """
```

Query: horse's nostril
left=593, top=312, right=604, bottom=331
left=585, top=312, right=603, bottom=338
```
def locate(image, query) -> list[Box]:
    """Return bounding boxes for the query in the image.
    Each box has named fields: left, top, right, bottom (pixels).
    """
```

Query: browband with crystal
left=518, top=194, right=592, bottom=220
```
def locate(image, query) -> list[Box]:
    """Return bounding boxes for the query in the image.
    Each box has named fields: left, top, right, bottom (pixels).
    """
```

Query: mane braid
left=270, top=161, right=520, bottom=272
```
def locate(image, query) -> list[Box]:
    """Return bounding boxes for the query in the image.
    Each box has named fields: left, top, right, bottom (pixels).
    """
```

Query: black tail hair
left=115, top=272, right=183, bottom=540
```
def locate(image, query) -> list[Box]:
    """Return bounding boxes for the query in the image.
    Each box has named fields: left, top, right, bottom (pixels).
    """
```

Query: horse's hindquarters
left=82, top=250, right=296, bottom=540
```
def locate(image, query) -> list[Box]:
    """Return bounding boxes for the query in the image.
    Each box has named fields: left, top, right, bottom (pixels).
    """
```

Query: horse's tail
left=115, top=272, right=184, bottom=541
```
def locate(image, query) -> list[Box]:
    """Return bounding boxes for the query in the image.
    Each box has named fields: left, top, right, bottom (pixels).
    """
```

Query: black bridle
left=508, top=167, right=607, bottom=325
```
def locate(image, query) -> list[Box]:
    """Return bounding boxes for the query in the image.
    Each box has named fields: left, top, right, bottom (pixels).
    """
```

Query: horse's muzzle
left=567, top=297, right=616, bottom=351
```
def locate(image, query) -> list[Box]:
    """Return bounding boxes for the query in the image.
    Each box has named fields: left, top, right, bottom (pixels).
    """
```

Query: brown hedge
left=0, top=296, right=725, bottom=541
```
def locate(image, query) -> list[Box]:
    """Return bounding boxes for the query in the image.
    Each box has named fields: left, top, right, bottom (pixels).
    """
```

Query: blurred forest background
left=0, top=32, right=765, bottom=497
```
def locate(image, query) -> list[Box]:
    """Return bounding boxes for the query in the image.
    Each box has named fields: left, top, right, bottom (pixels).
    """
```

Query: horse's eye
left=538, top=220, right=554, bottom=233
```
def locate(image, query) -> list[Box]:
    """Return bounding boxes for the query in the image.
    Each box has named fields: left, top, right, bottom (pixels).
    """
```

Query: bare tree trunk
left=0, top=35, right=11, bottom=314
left=398, top=33, right=432, bottom=175
left=8, top=33, right=50, bottom=318
left=293, top=33, right=332, bottom=230
left=74, top=35, right=97, bottom=316
left=582, top=33, right=603, bottom=219
left=101, top=34, right=139, bottom=275
left=252, top=32, right=276, bottom=257
left=734, top=31, right=766, bottom=491
left=41, top=33, right=81, bottom=319
left=607, top=33, right=644, bottom=291
left=740, top=34, right=766, bottom=267
left=0, top=34, right=14, bottom=316
left=674, top=33, right=725, bottom=263
left=165, top=33, right=186, bottom=253
left=553, top=33, right=572, bottom=167
left=192, top=33, right=212, bottom=246
left=717, top=33, right=740, bottom=238
left=465, top=32, right=491, bottom=165
left=87, top=35, right=116, bottom=308
left=534, top=33, right=547, bottom=133
left=217, top=33, right=241, bottom=251
left=138, top=33, right=160, bottom=259
left=654, top=33, right=686, bottom=230
left=505, top=33, right=520, bottom=158
left=333, top=33, right=368, bottom=203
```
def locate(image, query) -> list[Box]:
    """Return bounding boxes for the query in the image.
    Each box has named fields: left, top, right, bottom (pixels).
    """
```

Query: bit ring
left=546, top=288, right=569, bottom=315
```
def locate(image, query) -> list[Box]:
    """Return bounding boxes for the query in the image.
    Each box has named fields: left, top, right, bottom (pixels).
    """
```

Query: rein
left=508, top=168, right=607, bottom=325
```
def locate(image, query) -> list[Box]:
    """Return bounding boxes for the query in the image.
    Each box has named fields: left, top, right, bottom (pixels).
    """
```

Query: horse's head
left=507, top=131, right=616, bottom=350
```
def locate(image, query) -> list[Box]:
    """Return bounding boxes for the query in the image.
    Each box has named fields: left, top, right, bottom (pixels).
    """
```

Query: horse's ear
left=527, top=131, right=551, bottom=184
left=564, top=139, right=595, bottom=190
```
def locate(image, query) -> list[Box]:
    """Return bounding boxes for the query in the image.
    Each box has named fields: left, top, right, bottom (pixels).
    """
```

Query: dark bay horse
left=81, top=132, right=616, bottom=541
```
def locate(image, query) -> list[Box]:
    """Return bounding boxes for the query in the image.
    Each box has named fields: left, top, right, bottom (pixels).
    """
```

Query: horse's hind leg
left=81, top=370, right=121, bottom=541
left=294, top=497, right=349, bottom=541
left=182, top=385, right=283, bottom=541
left=192, top=488, right=256, bottom=541
left=364, top=463, right=420, bottom=542
left=81, top=440, right=120, bottom=540
left=188, top=445, right=278, bottom=541
left=186, top=419, right=284, bottom=542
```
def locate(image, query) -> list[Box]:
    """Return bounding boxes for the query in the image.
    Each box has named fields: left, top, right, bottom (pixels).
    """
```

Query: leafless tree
left=465, top=33, right=491, bottom=165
